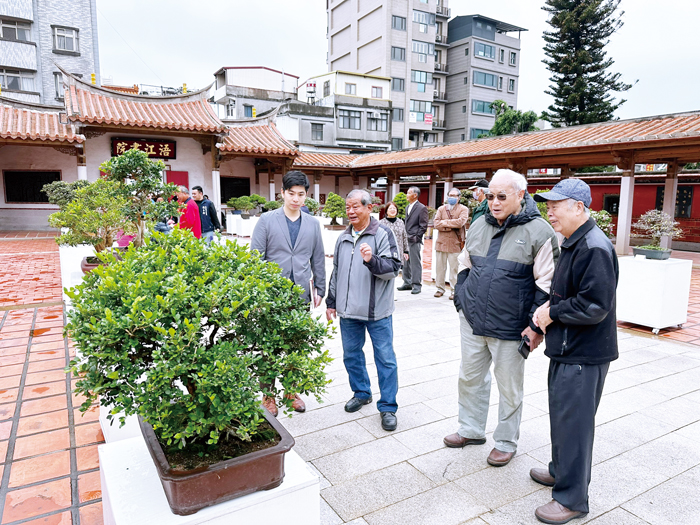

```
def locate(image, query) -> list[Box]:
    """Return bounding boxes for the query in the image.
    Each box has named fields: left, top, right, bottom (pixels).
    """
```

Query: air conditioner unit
left=370, top=111, right=381, bottom=119
left=433, top=90, right=439, bottom=97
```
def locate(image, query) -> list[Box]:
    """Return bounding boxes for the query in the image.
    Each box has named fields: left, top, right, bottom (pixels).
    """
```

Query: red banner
left=111, top=138, right=177, bottom=159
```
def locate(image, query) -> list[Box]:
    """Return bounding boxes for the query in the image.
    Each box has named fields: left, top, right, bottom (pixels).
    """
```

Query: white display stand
left=58, top=244, right=94, bottom=305
left=99, top=405, right=142, bottom=443
left=617, top=256, right=692, bottom=334
left=100, top=438, right=320, bottom=525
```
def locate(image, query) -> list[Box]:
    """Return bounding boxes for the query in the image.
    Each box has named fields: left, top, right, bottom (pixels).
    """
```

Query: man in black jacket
left=192, top=186, right=222, bottom=243
left=531, top=179, right=619, bottom=525
left=397, top=186, right=429, bottom=294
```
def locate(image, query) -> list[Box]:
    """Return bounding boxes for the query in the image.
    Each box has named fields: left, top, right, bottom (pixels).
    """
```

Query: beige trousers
left=435, top=250, right=459, bottom=293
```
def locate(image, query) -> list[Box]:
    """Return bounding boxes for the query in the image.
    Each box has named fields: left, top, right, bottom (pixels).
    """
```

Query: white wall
left=225, top=68, right=298, bottom=93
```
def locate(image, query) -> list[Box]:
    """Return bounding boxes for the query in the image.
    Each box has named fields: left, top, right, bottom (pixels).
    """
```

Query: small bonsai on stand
left=393, top=192, right=408, bottom=219
left=323, top=192, right=346, bottom=225
left=632, top=209, right=683, bottom=259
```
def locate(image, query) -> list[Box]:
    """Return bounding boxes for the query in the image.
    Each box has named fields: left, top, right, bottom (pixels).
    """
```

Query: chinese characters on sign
left=111, top=138, right=177, bottom=159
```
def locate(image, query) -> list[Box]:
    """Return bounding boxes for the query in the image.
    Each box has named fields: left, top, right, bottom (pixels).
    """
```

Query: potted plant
left=304, top=197, right=320, bottom=216
left=589, top=209, right=615, bottom=239
left=226, top=197, right=243, bottom=214
left=47, top=179, right=135, bottom=273
left=631, top=209, right=683, bottom=260
left=393, top=191, right=408, bottom=219
left=249, top=194, right=267, bottom=216
left=322, top=192, right=346, bottom=228
left=67, top=228, right=332, bottom=515
left=262, top=199, right=282, bottom=212
left=235, top=196, right=255, bottom=219
left=42, top=179, right=90, bottom=210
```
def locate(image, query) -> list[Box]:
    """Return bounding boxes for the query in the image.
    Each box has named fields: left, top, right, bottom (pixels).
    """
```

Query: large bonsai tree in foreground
left=67, top=228, right=332, bottom=449
left=541, top=0, right=632, bottom=126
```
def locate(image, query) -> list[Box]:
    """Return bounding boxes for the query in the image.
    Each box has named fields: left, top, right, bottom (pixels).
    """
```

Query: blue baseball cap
left=533, top=178, right=592, bottom=207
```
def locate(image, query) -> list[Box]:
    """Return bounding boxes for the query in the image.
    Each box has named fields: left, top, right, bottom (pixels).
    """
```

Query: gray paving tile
left=294, top=421, right=376, bottom=461
left=478, top=488, right=553, bottom=525
left=321, top=462, right=435, bottom=521
left=312, top=436, right=416, bottom=484
left=595, top=385, right=672, bottom=425
left=320, top=497, right=343, bottom=525
left=363, top=483, right=489, bottom=525
left=356, top=402, right=444, bottom=438
left=424, top=393, right=459, bottom=418
left=644, top=368, right=700, bottom=398
left=675, top=420, right=700, bottom=441
left=412, top=376, right=458, bottom=399
left=595, top=412, right=676, bottom=450
left=408, top=440, right=494, bottom=483
left=393, top=417, right=458, bottom=455
left=400, top=360, right=457, bottom=386
left=306, top=461, right=331, bottom=490
left=639, top=395, right=700, bottom=429
left=458, top=519, right=490, bottom=525
left=585, top=507, right=651, bottom=524
left=651, top=353, right=700, bottom=373
left=615, top=432, right=700, bottom=479
left=279, top=403, right=364, bottom=437
left=513, top=414, right=552, bottom=455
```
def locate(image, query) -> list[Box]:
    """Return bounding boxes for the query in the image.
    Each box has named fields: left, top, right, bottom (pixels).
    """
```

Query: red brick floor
left=0, top=232, right=58, bottom=240
left=0, top=236, right=103, bottom=524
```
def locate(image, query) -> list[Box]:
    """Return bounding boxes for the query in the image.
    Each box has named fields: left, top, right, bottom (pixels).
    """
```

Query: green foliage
left=67, top=228, right=332, bottom=450
left=685, top=163, right=700, bottom=170
left=542, top=0, right=632, bottom=126
left=323, top=192, right=346, bottom=225
left=49, top=179, right=134, bottom=253
left=460, top=189, right=479, bottom=219
left=262, top=200, right=282, bottom=212
left=632, top=209, right=683, bottom=247
left=235, top=196, right=255, bottom=212
left=99, top=149, right=178, bottom=247
left=427, top=207, right=437, bottom=220
left=42, top=180, right=90, bottom=210
left=488, top=100, right=539, bottom=136
left=575, top=166, right=615, bottom=174
left=249, top=194, right=267, bottom=206
left=393, top=192, right=408, bottom=219
left=304, top=197, right=320, bottom=215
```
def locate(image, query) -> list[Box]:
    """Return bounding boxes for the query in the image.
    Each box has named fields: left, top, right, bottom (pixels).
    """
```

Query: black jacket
left=404, top=201, right=429, bottom=244
left=545, top=218, right=619, bottom=365
left=195, top=198, right=221, bottom=233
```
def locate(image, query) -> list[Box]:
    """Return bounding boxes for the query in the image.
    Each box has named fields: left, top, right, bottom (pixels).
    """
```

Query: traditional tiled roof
left=0, top=98, right=83, bottom=144
left=218, top=120, right=297, bottom=156
left=102, top=84, right=140, bottom=95
left=60, top=68, right=226, bottom=133
left=293, top=152, right=357, bottom=168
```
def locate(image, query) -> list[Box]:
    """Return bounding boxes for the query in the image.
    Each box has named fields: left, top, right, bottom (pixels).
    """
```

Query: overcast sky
left=96, top=0, right=698, bottom=121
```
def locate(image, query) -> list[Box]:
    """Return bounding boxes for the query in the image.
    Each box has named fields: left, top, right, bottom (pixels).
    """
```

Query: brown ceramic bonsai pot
left=138, top=409, right=295, bottom=516
left=80, top=256, right=102, bottom=274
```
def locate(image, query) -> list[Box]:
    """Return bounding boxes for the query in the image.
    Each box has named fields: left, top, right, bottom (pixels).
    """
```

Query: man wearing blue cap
left=531, top=178, right=619, bottom=524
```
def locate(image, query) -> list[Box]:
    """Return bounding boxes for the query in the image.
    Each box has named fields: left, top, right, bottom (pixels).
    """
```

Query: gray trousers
left=435, top=250, right=459, bottom=292
left=402, top=242, right=423, bottom=289
left=457, top=313, right=525, bottom=453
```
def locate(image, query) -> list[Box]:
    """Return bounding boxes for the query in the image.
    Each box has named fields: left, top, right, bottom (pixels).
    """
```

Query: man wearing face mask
left=469, top=179, right=490, bottom=224
left=433, top=188, right=469, bottom=300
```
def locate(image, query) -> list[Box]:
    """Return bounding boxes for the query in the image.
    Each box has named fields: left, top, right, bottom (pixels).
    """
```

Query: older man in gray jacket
left=327, top=189, right=402, bottom=431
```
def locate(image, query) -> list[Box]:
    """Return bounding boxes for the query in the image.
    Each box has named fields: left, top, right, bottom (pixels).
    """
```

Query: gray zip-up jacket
left=327, top=218, right=402, bottom=321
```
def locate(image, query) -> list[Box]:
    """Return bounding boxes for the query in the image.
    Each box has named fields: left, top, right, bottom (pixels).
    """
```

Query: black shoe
left=411, top=288, right=421, bottom=295
left=345, top=396, right=372, bottom=413
left=381, top=412, right=397, bottom=431
left=397, top=284, right=412, bottom=291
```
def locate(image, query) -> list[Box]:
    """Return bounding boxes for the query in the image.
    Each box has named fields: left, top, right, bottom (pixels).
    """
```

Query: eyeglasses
left=485, top=191, right=518, bottom=202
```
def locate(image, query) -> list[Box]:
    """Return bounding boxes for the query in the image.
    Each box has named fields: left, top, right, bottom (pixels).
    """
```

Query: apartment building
left=326, top=0, right=451, bottom=150
left=0, top=0, right=100, bottom=106
left=444, top=15, right=525, bottom=143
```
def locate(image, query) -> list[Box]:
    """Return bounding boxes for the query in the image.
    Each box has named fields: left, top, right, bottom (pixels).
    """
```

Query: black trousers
left=402, top=241, right=423, bottom=289
left=548, top=360, right=609, bottom=513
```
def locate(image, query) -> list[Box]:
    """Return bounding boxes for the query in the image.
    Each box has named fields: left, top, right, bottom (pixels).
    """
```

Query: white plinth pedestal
left=100, top=438, right=319, bottom=525
left=617, top=256, right=692, bottom=333
left=99, top=405, right=142, bottom=443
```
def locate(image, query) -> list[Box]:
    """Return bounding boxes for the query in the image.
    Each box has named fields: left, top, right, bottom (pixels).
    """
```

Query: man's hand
left=521, top=326, right=543, bottom=352
left=326, top=308, right=336, bottom=321
left=403, top=253, right=409, bottom=261
left=313, top=290, right=323, bottom=308
left=359, top=243, right=373, bottom=262
left=533, top=301, right=552, bottom=334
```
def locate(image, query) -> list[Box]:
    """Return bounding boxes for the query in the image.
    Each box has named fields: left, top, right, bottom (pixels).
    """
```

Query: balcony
left=433, top=90, right=447, bottom=102
left=435, top=34, right=449, bottom=46
left=434, top=63, right=448, bottom=73
left=436, top=5, right=451, bottom=17
left=432, top=120, right=446, bottom=129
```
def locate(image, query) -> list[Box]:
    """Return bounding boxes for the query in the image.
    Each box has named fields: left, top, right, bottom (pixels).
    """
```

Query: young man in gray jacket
left=326, top=189, right=402, bottom=431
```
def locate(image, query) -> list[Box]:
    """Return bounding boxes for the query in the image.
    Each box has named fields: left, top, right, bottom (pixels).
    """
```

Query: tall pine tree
left=542, top=0, right=632, bottom=127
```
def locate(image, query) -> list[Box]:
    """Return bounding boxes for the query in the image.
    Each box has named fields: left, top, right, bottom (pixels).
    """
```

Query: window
left=391, top=78, right=405, bottom=92
left=391, top=46, right=406, bottom=61
left=323, top=80, right=330, bottom=97
left=510, top=51, right=517, bottom=65
left=656, top=186, right=693, bottom=218
left=461, top=134, right=466, bottom=141
left=499, top=49, right=505, bottom=63
left=338, top=109, right=361, bottom=129
left=424, top=133, right=437, bottom=143
left=603, top=195, right=620, bottom=215
left=244, top=105, right=253, bottom=118
left=53, top=72, right=63, bottom=99
left=52, top=26, right=79, bottom=53
left=367, top=112, right=388, bottom=131
left=410, top=99, right=432, bottom=121
left=472, top=100, right=496, bottom=115
left=464, top=77, right=468, bottom=84
left=1, top=19, right=31, bottom=41
left=412, top=40, right=435, bottom=62
left=508, top=79, right=515, bottom=92
left=311, top=123, right=323, bottom=141
left=371, top=86, right=382, bottom=98
left=392, top=138, right=403, bottom=150
left=470, top=128, right=491, bottom=139
left=392, top=108, right=404, bottom=121
left=392, top=15, right=406, bottom=31
left=345, top=83, right=356, bottom=95
left=411, top=70, right=433, bottom=92
left=462, top=105, right=466, bottom=113
left=464, top=46, right=469, bottom=56
left=412, top=10, right=436, bottom=26
left=474, top=42, right=495, bottom=59
left=0, top=68, right=34, bottom=91
left=498, top=76, right=503, bottom=90
left=4, top=171, right=61, bottom=203
left=473, top=70, right=498, bottom=88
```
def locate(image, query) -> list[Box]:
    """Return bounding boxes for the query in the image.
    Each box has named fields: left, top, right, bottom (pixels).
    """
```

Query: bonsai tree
left=589, top=210, right=614, bottom=239
left=67, top=228, right=332, bottom=454
left=262, top=200, right=282, bottom=212
left=235, top=196, right=255, bottom=215
left=99, top=149, right=178, bottom=247
left=249, top=194, right=267, bottom=207
left=632, top=209, right=683, bottom=250
left=323, top=192, right=346, bottom=225
left=48, top=178, right=134, bottom=254
left=226, top=197, right=239, bottom=209
left=304, top=197, right=320, bottom=216
left=393, top=192, right=408, bottom=218
left=42, top=179, right=90, bottom=209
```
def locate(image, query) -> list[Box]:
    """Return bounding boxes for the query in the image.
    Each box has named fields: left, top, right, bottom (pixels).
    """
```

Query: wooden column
left=351, top=172, right=360, bottom=190
left=560, top=165, right=572, bottom=179
left=661, top=161, right=680, bottom=250
left=615, top=157, right=636, bottom=256
left=428, top=174, right=437, bottom=208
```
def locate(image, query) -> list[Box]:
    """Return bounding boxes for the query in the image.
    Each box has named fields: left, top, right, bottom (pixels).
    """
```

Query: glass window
left=345, top=83, right=356, bottom=95
left=392, top=78, right=405, bottom=92
left=409, top=99, right=432, bottom=121
left=0, top=69, right=33, bottom=92
left=391, top=46, right=406, bottom=61
left=510, top=51, right=517, bottom=65
left=392, top=108, right=404, bottom=121
left=226, top=100, right=235, bottom=117
left=54, top=72, right=63, bottom=98
left=474, top=42, right=495, bottom=59
left=412, top=40, right=435, bottom=62
left=411, top=70, right=433, bottom=92
left=498, top=76, right=503, bottom=90
left=1, top=19, right=31, bottom=41
left=323, top=80, right=330, bottom=97
left=472, top=100, right=496, bottom=115
left=462, top=106, right=466, bottom=113
left=465, top=46, right=469, bottom=56
left=508, top=79, right=515, bottom=92
left=367, top=112, right=388, bottom=131
left=371, top=86, right=382, bottom=98
left=392, top=138, right=403, bottom=150
left=338, top=109, right=361, bottom=129
left=464, top=77, right=468, bottom=84
left=412, top=10, right=436, bottom=26
left=4, top=171, right=61, bottom=203
left=461, top=134, right=465, bottom=141
left=470, top=128, right=491, bottom=139
left=244, top=105, right=253, bottom=118
left=603, top=194, right=620, bottom=215
left=311, top=123, right=323, bottom=141
left=392, top=15, right=406, bottom=31
left=473, top=70, right=498, bottom=88
left=53, top=26, right=79, bottom=52
left=499, top=49, right=505, bottom=63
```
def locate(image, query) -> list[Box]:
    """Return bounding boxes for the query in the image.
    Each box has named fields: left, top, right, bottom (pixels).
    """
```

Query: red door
left=166, top=171, right=189, bottom=189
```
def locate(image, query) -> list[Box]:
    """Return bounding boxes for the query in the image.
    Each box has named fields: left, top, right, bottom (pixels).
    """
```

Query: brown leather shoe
left=287, top=393, right=306, bottom=413
left=434, top=290, right=444, bottom=297
left=535, top=499, right=586, bottom=524
left=262, top=396, right=278, bottom=417
left=530, top=467, right=555, bottom=487
left=487, top=448, right=515, bottom=466
left=443, top=432, right=486, bottom=448
left=448, top=294, right=454, bottom=300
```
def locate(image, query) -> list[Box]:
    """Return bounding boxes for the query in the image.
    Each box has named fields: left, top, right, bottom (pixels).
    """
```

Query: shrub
left=632, top=209, right=683, bottom=248
left=42, top=180, right=90, bottom=210
left=234, top=196, right=254, bottom=212
left=393, top=192, right=408, bottom=219
left=67, top=228, right=332, bottom=449
left=323, top=192, right=346, bottom=225
left=262, top=200, right=282, bottom=212
left=590, top=209, right=614, bottom=239
left=249, top=194, right=267, bottom=206
left=304, top=197, right=320, bottom=216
